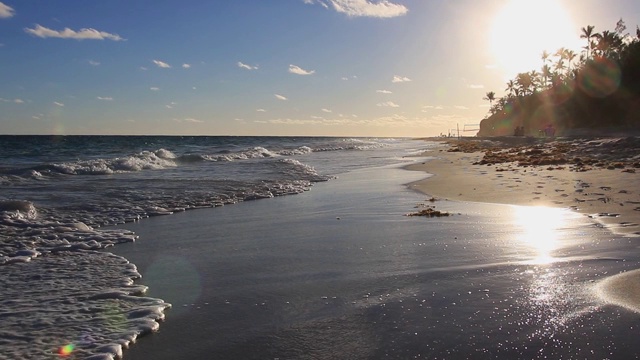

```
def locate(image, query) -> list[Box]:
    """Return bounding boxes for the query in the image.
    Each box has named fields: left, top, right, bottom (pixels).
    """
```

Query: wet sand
left=110, top=155, right=640, bottom=359
left=409, top=136, right=640, bottom=322
left=409, top=136, right=640, bottom=237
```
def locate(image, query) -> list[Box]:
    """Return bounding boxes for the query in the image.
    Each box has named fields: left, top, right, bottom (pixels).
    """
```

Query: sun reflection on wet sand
left=509, top=205, right=602, bottom=342
left=513, top=205, right=568, bottom=265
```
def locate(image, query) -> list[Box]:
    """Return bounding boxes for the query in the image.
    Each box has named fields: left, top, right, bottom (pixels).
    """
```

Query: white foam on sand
left=0, top=251, right=170, bottom=359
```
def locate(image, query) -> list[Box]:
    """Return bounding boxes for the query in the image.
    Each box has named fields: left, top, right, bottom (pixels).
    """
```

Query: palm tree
left=541, top=50, right=551, bottom=65
left=483, top=91, right=496, bottom=107
left=550, top=73, right=563, bottom=88
left=505, top=80, right=518, bottom=97
left=565, top=49, right=577, bottom=74
left=554, top=58, right=566, bottom=75
left=493, top=97, right=508, bottom=115
left=553, top=48, right=567, bottom=76
left=580, top=25, right=597, bottom=59
left=516, top=72, right=534, bottom=96
left=528, top=70, right=541, bottom=93
left=594, top=30, right=624, bottom=58
left=540, top=64, right=552, bottom=89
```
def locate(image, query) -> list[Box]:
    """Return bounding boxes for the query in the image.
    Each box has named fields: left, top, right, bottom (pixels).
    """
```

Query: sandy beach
left=408, top=136, right=640, bottom=316
left=408, top=136, right=640, bottom=237
left=109, top=139, right=640, bottom=359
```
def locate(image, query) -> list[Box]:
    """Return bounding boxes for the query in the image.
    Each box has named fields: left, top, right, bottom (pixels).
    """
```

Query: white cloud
left=0, top=98, right=23, bottom=103
left=256, top=113, right=437, bottom=128
left=321, top=108, right=332, bottom=113
left=53, top=101, right=64, bottom=107
left=97, top=96, right=113, bottom=101
left=173, top=118, right=203, bottom=123
left=274, top=94, right=288, bottom=101
left=140, top=66, right=148, bottom=71
left=468, top=84, right=484, bottom=89
left=152, top=60, right=171, bottom=68
left=376, top=89, right=392, bottom=94
left=289, top=64, right=315, bottom=75
left=256, top=108, right=267, bottom=112
left=238, top=61, right=258, bottom=70
left=0, top=2, right=15, bottom=19
left=88, top=60, right=100, bottom=66
left=182, top=63, right=191, bottom=69
left=304, top=0, right=330, bottom=9
left=0, top=98, right=24, bottom=104
left=377, top=101, right=399, bottom=108
left=25, top=24, right=124, bottom=41
left=150, top=87, right=160, bottom=91
left=307, top=0, right=408, bottom=18
left=454, top=106, right=469, bottom=110
left=485, top=64, right=498, bottom=69
left=392, top=75, right=411, bottom=83
left=422, top=105, right=444, bottom=111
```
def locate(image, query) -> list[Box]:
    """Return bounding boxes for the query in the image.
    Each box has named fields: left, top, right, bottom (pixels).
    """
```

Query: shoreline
left=407, top=137, right=640, bottom=238
left=407, top=137, right=640, bottom=317
left=110, top=146, right=640, bottom=359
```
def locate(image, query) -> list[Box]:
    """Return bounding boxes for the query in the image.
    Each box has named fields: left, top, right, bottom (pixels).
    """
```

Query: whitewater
left=0, top=135, right=427, bottom=359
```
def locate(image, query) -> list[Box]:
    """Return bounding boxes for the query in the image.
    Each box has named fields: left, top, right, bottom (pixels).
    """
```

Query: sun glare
left=513, top=205, right=566, bottom=264
left=490, top=0, right=582, bottom=79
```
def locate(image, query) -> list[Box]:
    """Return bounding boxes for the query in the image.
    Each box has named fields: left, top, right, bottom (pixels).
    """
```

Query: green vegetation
left=479, top=19, right=640, bottom=137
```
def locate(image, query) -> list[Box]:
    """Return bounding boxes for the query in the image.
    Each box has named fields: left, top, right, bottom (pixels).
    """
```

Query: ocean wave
left=203, top=146, right=280, bottom=162
left=278, top=146, right=314, bottom=156
left=0, top=140, right=389, bottom=182
left=0, top=136, right=419, bottom=359
left=12, top=149, right=180, bottom=176
left=277, top=158, right=333, bottom=182
left=0, top=199, right=38, bottom=220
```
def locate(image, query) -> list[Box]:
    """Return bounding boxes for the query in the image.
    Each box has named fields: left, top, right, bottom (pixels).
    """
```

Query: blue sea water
left=0, top=135, right=430, bottom=359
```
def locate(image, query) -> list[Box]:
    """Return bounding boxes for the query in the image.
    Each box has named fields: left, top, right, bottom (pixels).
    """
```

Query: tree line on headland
left=478, top=19, right=640, bottom=137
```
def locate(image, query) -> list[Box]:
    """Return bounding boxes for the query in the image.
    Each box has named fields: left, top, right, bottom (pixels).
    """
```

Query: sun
left=490, top=0, right=582, bottom=79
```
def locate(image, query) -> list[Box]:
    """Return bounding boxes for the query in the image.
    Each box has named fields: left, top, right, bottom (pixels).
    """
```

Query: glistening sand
left=111, top=161, right=640, bottom=359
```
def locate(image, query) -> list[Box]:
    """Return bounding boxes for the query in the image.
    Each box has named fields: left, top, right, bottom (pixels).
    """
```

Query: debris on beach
left=406, top=207, right=451, bottom=218
left=447, top=137, right=640, bottom=172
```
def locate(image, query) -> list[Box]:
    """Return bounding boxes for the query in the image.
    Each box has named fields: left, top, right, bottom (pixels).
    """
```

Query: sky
left=0, top=0, right=638, bottom=137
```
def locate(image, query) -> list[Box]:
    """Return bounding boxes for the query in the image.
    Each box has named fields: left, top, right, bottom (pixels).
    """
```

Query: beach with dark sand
left=108, top=139, right=640, bottom=359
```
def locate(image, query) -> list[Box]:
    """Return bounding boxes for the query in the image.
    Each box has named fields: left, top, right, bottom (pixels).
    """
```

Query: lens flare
left=58, top=343, right=75, bottom=357
left=578, top=57, right=621, bottom=98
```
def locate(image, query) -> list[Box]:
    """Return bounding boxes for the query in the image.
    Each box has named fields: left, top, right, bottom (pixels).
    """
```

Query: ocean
left=0, top=136, right=429, bottom=359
